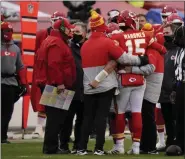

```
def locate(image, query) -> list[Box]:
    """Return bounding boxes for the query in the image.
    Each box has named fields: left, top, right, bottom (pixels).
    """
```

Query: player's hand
left=123, top=66, right=132, bottom=73
left=89, top=80, right=99, bottom=89
left=57, top=84, right=65, bottom=94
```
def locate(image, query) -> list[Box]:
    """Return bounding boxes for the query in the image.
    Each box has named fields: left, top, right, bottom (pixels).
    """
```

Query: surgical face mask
left=72, top=34, right=83, bottom=43
left=2, top=30, right=13, bottom=42
left=164, top=35, right=174, bottom=42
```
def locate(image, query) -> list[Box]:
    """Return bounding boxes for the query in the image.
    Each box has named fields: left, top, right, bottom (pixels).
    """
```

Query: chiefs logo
left=5, top=51, right=10, bottom=56
left=129, top=77, right=136, bottom=82
left=114, top=40, right=119, bottom=46
left=171, top=55, right=175, bottom=60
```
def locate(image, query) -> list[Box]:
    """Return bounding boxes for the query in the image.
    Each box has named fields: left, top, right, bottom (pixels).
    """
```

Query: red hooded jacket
left=31, top=28, right=51, bottom=112
left=35, top=30, right=76, bottom=88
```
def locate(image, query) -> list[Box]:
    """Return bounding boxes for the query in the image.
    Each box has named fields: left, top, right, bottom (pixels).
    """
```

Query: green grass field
left=2, top=139, right=184, bottom=159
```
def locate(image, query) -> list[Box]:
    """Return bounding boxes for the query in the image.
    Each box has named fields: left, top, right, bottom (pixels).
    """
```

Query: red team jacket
left=111, top=30, right=166, bottom=86
left=31, top=28, right=50, bottom=112
left=81, top=32, right=124, bottom=94
left=35, top=30, right=76, bottom=91
left=143, top=28, right=165, bottom=103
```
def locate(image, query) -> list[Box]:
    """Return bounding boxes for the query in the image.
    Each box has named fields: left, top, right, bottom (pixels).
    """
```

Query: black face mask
left=72, top=34, right=83, bottom=43
left=164, top=36, right=174, bottom=42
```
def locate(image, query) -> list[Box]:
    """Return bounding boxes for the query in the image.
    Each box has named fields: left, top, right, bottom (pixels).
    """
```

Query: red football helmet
left=164, top=13, right=183, bottom=36
left=161, top=6, right=177, bottom=23
left=107, top=9, right=120, bottom=23
left=117, top=10, right=139, bottom=30
left=107, top=22, right=120, bottom=33
left=166, top=13, right=184, bottom=26
left=51, top=11, right=66, bottom=23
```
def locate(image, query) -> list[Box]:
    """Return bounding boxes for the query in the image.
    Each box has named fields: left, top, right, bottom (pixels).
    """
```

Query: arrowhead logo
left=171, top=55, right=175, bottom=60
left=129, top=77, right=136, bottom=82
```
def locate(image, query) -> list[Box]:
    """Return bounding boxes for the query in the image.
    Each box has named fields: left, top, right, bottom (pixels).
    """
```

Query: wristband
left=95, top=70, right=109, bottom=82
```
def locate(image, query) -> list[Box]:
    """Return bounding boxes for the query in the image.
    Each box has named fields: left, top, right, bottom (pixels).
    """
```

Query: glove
left=138, top=55, right=149, bottom=66
left=170, top=91, right=176, bottom=104
left=14, top=84, right=29, bottom=103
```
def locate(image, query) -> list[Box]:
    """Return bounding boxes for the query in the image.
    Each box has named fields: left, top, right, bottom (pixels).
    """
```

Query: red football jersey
left=111, top=30, right=154, bottom=56
left=110, top=30, right=153, bottom=86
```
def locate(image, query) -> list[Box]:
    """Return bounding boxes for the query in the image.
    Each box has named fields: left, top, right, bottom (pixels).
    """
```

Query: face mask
left=2, top=31, right=13, bottom=42
left=72, top=34, right=83, bottom=43
left=164, top=36, right=173, bottom=42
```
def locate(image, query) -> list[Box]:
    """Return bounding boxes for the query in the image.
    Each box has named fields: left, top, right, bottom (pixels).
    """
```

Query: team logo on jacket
left=129, top=77, right=136, bottom=82
left=27, top=3, right=34, bottom=14
left=171, top=55, right=175, bottom=60
left=4, top=51, right=10, bottom=56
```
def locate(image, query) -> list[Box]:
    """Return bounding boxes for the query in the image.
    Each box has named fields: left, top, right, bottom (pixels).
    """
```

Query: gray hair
left=74, top=21, right=87, bottom=33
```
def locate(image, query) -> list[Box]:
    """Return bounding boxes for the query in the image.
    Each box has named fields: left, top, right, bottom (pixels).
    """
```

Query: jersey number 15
left=125, top=39, right=146, bottom=55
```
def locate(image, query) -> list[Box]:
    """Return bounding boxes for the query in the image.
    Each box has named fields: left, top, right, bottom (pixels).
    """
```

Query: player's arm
left=131, top=64, right=155, bottom=76
left=108, top=39, right=149, bottom=66
left=148, top=38, right=167, bottom=54
left=130, top=49, right=157, bottom=76
left=89, top=60, right=117, bottom=88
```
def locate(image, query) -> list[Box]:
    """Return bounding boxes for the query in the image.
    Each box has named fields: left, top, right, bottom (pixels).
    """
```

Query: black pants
left=79, top=88, right=115, bottom=150
left=160, top=103, right=176, bottom=147
left=43, top=106, right=67, bottom=153
left=140, top=99, right=157, bottom=152
left=40, top=86, right=68, bottom=153
left=1, top=84, right=17, bottom=141
left=60, top=100, right=84, bottom=149
left=175, top=82, right=184, bottom=152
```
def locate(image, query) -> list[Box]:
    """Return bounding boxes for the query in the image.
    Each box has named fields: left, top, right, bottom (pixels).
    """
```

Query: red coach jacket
left=31, top=28, right=51, bottom=112
left=35, top=30, right=76, bottom=88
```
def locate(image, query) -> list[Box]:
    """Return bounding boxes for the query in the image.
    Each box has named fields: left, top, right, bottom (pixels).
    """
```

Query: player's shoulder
left=111, top=32, right=123, bottom=39
left=37, top=29, right=47, bottom=34
left=36, top=28, right=49, bottom=37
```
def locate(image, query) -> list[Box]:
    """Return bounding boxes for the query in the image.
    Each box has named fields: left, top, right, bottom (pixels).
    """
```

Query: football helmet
left=166, top=13, right=184, bottom=26
left=117, top=10, right=139, bottom=30
left=161, top=6, right=177, bottom=23
left=163, top=13, right=183, bottom=38
left=107, top=9, right=120, bottom=23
